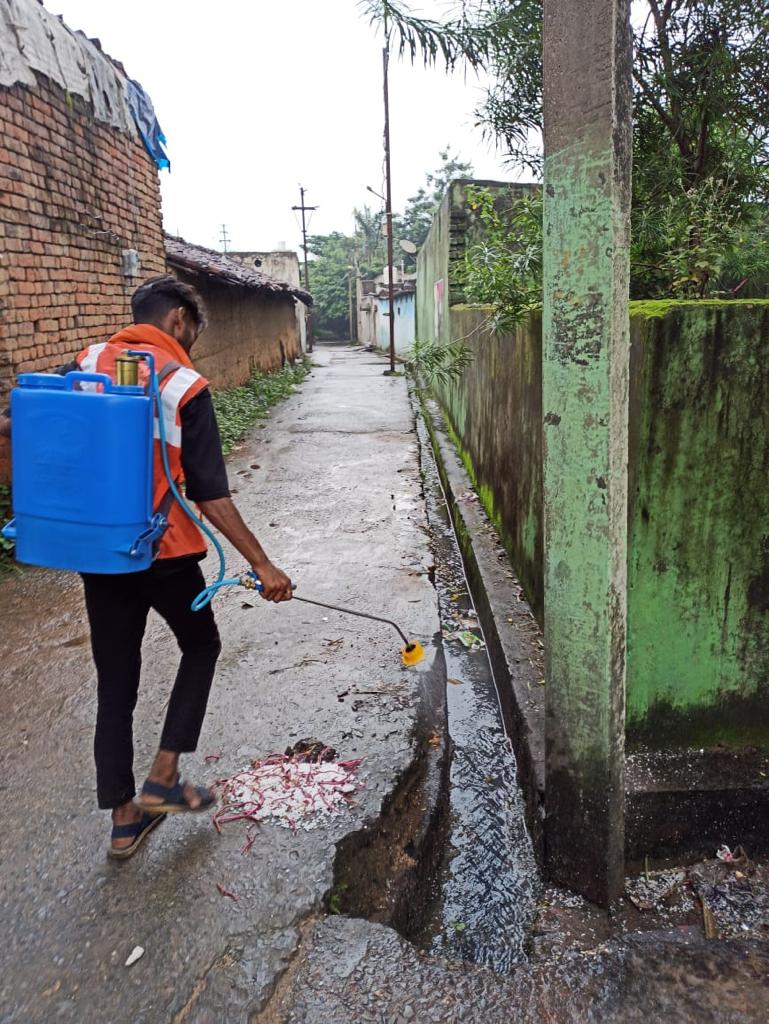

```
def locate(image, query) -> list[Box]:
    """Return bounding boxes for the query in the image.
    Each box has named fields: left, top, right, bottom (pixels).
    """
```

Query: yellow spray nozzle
left=401, top=641, right=425, bottom=667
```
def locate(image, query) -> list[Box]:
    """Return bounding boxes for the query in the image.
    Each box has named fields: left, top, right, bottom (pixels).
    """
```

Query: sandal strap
left=111, top=819, right=144, bottom=840
left=141, top=778, right=184, bottom=802
left=191, top=784, right=215, bottom=807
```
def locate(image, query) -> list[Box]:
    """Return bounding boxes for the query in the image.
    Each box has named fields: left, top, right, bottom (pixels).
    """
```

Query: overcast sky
left=45, top=0, right=518, bottom=255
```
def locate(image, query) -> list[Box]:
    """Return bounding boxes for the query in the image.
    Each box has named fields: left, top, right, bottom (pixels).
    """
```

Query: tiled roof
left=165, top=235, right=312, bottom=306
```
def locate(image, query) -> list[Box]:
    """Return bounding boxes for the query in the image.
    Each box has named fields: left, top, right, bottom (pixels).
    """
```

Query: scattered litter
left=216, top=883, right=239, bottom=901
left=41, top=980, right=61, bottom=997
left=716, top=844, right=752, bottom=871
left=285, top=738, right=336, bottom=762
left=625, top=869, right=685, bottom=911
left=204, top=752, right=222, bottom=764
left=214, top=748, right=363, bottom=833
left=241, top=829, right=257, bottom=856
left=442, top=627, right=485, bottom=651
left=447, top=677, right=464, bottom=686
left=124, top=946, right=144, bottom=968
left=699, top=896, right=719, bottom=939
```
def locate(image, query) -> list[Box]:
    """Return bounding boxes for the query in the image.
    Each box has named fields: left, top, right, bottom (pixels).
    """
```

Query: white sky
left=45, top=0, right=516, bottom=254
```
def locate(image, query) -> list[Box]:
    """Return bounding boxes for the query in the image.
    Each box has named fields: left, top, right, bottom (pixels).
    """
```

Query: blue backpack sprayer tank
left=1, top=351, right=424, bottom=665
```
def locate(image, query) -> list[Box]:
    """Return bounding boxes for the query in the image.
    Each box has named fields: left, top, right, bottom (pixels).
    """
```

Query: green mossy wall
left=627, top=301, right=769, bottom=748
left=439, top=306, right=544, bottom=619
left=434, top=299, right=769, bottom=750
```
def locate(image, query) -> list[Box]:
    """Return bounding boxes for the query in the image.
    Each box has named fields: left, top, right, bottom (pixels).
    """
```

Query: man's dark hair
left=131, top=276, right=208, bottom=330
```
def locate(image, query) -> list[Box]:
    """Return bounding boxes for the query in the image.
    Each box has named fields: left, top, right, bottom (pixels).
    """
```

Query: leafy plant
left=359, top=0, right=491, bottom=70
left=211, top=361, right=309, bottom=455
left=327, top=881, right=349, bottom=915
left=367, top=0, right=769, bottom=301
left=456, top=186, right=542, bottom=330
left=408, top=337, right=472, bottom=390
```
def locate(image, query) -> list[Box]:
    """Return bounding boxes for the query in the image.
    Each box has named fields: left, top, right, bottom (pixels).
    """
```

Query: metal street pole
left=292, top=186, right=317, bottom=353
left=382, top=28, right=396, bottom=373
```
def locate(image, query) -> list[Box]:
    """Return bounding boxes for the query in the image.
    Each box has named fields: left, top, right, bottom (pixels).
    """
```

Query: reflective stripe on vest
left=75, top=339, right=209, bottom=560
left=77, top=342, right=108, bottom=390
left=153, top=366, right=200, bottom=448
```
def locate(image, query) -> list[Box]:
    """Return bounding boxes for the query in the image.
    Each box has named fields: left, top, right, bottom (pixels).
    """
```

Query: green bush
left=455, top=186, right=542, bottom=332
left=408, top=337, right=472, bottom=390
left=211, top=361, right=310, bottom=455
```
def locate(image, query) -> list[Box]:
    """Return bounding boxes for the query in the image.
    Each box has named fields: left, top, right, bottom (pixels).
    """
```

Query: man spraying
left=0, top=276, right=293, bottom=857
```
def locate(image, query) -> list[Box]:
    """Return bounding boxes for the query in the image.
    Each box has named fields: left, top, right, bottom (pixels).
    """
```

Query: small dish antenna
left=399, top=239, right=417, bottom=254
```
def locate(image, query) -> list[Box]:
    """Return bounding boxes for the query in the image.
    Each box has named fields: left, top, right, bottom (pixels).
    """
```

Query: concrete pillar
left=542, top=0, right=632, bottom=906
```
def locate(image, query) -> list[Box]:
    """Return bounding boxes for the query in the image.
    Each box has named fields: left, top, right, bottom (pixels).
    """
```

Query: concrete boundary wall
left=432, top=300, right=769, bottom=751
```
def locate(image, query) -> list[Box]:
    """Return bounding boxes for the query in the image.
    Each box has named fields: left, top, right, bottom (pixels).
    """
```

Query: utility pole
left=219, top=223, right=230, bottom=253
left=382, top=16, right=396, bottom=373
left=346, top=267, right=355, bottom=344
left=542, top=0, right=632, bottom=907
left=292, top=186, right=317, bottom=353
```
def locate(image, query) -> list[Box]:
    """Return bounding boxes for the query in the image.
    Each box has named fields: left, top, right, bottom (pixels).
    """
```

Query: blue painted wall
left=375, top=291, right=415, bottom=354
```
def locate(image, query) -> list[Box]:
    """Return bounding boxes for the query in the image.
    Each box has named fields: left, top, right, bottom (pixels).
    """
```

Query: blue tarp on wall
left=126, top=78, right=170, bottom=170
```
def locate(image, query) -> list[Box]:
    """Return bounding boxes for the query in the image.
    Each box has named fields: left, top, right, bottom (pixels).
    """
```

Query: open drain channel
left=414, top=415, right=541, bottom=973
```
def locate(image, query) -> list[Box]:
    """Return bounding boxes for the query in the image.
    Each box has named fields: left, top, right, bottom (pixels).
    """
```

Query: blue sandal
left=139, top=776, right=216, bottom=815
left=107, top=811, right=166, bottom=860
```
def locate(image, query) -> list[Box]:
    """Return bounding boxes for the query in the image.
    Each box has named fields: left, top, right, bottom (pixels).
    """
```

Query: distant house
left=165, top=236, right=312, bottom=390
left=357, top=269, right=416, bottom=354
left=228, top=249, right=308, bottom=352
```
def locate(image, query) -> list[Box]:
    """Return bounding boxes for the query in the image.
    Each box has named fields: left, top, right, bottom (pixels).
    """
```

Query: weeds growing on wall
left=212, top=360, right=310, bottom=455
left=455, top=186, right=543, bottom=332
left=407, top=337, right=472, bottom=391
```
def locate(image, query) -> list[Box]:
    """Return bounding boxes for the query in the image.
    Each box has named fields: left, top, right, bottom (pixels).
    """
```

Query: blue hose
left=143, top=356, right=241, bottom=611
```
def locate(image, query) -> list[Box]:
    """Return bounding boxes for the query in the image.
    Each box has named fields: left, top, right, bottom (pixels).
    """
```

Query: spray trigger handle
left=242, top=570, right=296, bottom=593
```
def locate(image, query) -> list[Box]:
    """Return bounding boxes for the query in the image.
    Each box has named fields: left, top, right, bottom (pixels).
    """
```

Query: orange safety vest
left=76, top=324, right=210, bottom=561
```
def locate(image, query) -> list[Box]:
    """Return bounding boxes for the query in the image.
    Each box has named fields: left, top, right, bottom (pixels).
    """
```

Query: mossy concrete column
left=542, top=0, right=632, bottom=906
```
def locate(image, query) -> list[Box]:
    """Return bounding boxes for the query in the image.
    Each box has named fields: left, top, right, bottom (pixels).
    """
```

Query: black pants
left=81, top=560, right=222, bottom=809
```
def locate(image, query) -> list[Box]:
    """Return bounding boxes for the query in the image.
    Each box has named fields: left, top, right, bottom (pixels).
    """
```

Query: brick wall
left=171, top=271, right=302, bottom=390
left=0, top=75, right=165, bottom=478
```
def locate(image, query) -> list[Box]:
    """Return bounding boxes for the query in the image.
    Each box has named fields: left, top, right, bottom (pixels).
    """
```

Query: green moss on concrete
left=630, top=298, right=769, bottom=320
left=441, top=413, right=511, bottom=548
left=625, top=302, right=769, bottom=748
left=428, top=298, right=769, bottom=751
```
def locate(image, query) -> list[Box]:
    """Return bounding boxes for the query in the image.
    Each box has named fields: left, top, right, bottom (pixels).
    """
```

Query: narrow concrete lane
left=0, top=345, right=439, bottom=1023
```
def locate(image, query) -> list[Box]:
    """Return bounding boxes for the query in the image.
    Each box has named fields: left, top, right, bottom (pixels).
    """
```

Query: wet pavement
left=1, top=342, right=768, bottom=1022
left=263, top=916, right=769, bottom=1024
left=415, top=417, right=539, bottom=972
left=0, top=344, right=438, bottom=1022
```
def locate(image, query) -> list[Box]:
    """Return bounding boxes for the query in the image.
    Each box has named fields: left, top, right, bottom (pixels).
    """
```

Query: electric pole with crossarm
left=292, top=186, right=317, bottom=353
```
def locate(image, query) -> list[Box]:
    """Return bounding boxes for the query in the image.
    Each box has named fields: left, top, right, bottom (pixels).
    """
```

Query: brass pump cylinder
left=116, top=354, right=140, bottom=387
